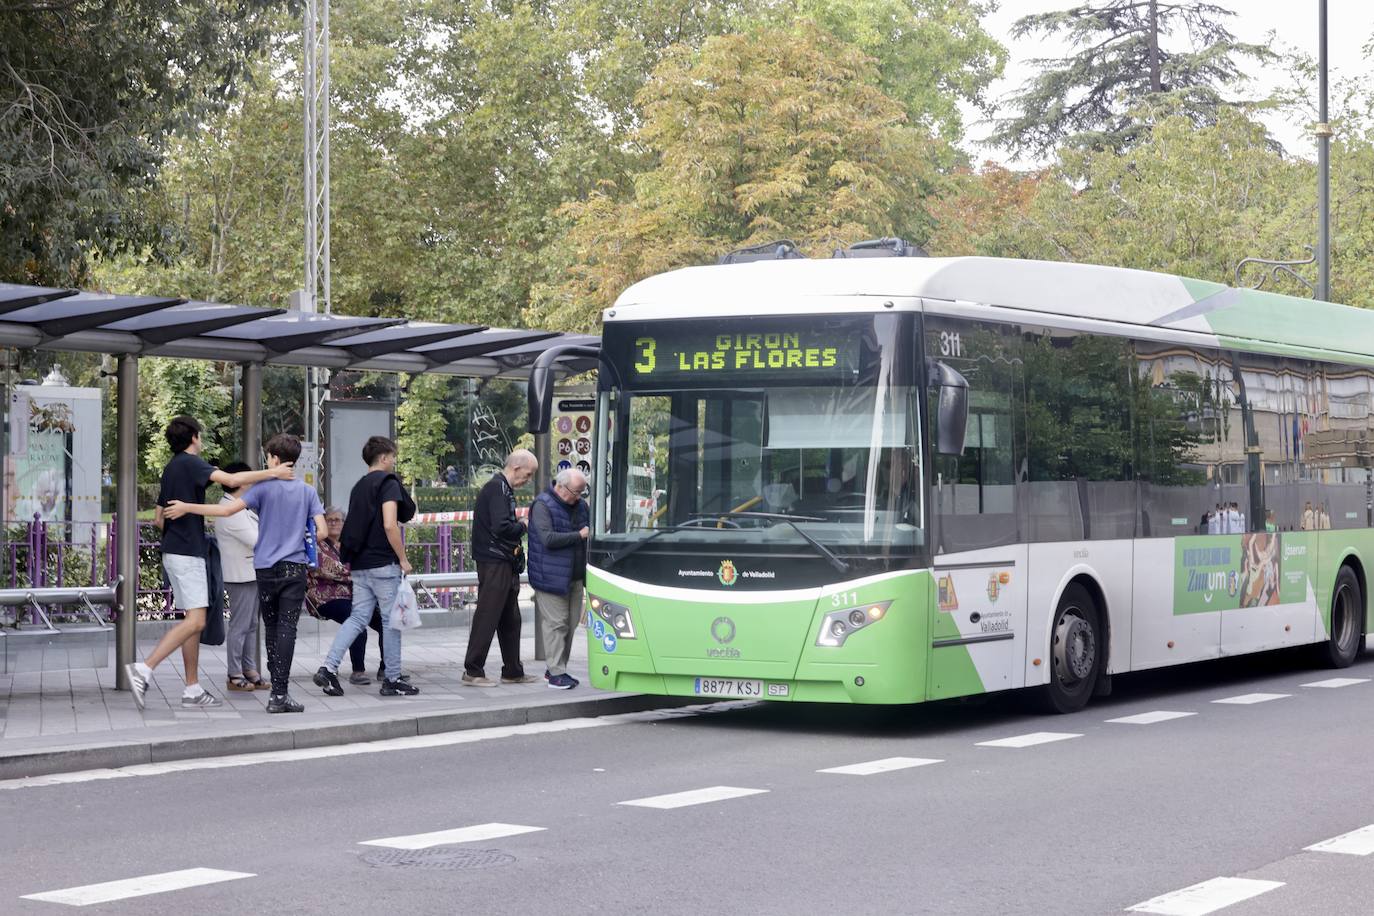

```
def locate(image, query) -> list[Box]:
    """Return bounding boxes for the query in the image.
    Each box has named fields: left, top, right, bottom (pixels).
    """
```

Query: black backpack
left=339, top=472, right=416, bottom=564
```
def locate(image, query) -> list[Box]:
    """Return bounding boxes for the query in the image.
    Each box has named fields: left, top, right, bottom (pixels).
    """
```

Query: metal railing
left=1, top=516, right=475, bottom=618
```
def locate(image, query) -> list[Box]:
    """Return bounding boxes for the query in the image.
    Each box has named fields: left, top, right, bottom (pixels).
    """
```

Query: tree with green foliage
left=532, top=24, right=933, bottom=330
left=990, top=1, right=1272, bottom=159
left=138, top=358, right=233, bottom=482
left=0, top=0, right=292, bottom=286
left=761, top=0, right=1005, bottom=147
left=396, top=374, right=450, bottom=484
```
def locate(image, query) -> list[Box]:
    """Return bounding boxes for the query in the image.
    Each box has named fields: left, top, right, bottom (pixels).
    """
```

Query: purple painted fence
left=1, top=515, right=469, bottom=621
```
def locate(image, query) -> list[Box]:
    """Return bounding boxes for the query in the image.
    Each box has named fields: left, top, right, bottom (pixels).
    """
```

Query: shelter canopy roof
left=0, top=283, right=596, bottom=379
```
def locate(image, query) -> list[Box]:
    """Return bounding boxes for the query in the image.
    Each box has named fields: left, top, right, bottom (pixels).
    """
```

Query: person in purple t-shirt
left=167, top=433, right=326, bottom=714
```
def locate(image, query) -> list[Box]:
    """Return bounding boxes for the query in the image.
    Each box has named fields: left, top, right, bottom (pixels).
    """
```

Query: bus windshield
left=595, top=314, right=923, bottom=556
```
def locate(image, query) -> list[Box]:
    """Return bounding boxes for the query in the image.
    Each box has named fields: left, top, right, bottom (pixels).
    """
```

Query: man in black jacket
left=464, top=448, right=538, bottom=686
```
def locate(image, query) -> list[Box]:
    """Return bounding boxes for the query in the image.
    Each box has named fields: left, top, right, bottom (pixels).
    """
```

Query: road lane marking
left=0, top=705, right=727, bottom=792
left=1305, top=824, right=1374, bottom=855
left=818, top=757, right=942, bottom=776
left=619, top=786, right=768, bottom=809
left=360, top=823, right=544, bottom=850
left=22, top=868, right=254, bottom=906
left=976, top=732, right=1081, bottom=748
left=1301, top=677, right=1370, bottom=689
left=1126, top=877, right=1284, bottom=915
left=1106, top=711, right=1196, bottom=725
left=1211, top=693, right=1289, bottom=705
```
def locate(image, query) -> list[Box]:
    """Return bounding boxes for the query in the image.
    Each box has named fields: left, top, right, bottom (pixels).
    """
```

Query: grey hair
left=555, top=468, right=588, bottom=488
left=324, top=506, right=345, bottom=518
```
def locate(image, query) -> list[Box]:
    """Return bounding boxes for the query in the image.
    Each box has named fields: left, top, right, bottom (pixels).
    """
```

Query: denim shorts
left=163, top=553, right=209, bottom=611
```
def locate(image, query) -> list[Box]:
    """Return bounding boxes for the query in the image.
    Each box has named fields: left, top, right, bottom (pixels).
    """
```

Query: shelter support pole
left=115, top=354, right=138, bottom=690
left=241, top=362, right=263, bottom=465
left=532, top=430, right=551, bottom=660
left=241, top=361, right=263, bottom=672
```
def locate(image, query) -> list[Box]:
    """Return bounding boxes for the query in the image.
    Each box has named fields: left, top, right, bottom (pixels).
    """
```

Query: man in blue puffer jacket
left=527, top=468, right=590, bottom=689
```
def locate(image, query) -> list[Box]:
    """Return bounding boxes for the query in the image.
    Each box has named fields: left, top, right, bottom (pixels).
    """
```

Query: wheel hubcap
left=1334, top=584, right=1356, bottom=652
left=1053, top=609, right=1095, bottom=685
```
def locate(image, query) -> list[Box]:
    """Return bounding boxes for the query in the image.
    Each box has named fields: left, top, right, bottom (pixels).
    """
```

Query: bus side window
left=1133, top=344, right=1222, bottom=537
left=927, top=319, right=1023, bottom=553
left=1021, top=328, right=1135, bottom=541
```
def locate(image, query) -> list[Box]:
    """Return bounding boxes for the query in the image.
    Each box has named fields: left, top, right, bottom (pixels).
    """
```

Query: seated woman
left=308, top=507, right=387, bottom=685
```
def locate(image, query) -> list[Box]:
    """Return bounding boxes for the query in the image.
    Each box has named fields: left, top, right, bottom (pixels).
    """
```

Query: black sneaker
left=313, top=666, right=344, bottom=697
left=380, top=679, right=420, bottom=696
left=267, top=693, right=304, bottom=714
left=376, top=666, right=411, bottom=682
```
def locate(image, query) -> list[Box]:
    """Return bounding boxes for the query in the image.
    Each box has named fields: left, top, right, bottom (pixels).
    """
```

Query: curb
left=0, top=693, right=704, bottom=781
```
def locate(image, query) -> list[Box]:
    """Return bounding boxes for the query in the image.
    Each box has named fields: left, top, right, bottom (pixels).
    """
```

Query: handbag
left=304, top=516, right=319, bottom=568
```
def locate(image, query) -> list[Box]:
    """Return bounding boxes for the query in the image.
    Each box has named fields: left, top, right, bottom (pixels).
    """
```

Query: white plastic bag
left=389, top=578, right=423, bottom=630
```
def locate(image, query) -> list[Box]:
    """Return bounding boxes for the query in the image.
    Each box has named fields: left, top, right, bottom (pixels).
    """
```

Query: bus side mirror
left=526, top=344, right=605, bottom=433
left=930, top=361, right=969, bottom=456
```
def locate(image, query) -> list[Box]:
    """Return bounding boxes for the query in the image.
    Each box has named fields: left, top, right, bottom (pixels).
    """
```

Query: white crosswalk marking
left=619, top=786, right=768, bottom=809
left=818, top=757, right=942, bottom=776
left=1211, top=693, right=1289, bottom=705
left=1305, top=824, right=1374, bottom=855
left=976, top=731, right=1081, bottom=748
left=1301, top=677, right=1370, bottom=689
left=359, top=823, right=545, bottom=850
left=21, top=868, right=254, bottom=906
left=1126, top=877, right=1284, bottom=915
left=1107, top=711, right=1196, bottom=725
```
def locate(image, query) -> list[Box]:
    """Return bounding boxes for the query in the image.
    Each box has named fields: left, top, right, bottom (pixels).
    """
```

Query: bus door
left=925, top=316, right=1027, bottom=699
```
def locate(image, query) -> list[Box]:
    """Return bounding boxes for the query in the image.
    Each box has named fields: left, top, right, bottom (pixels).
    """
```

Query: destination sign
left=629, top=328, right=859, bottom=382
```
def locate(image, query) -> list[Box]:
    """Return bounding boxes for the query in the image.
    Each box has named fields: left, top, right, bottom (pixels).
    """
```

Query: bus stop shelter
left=0, top=281, right=597, bottom=688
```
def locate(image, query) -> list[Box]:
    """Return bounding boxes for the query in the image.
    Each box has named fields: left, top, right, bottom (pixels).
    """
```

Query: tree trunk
left=1147, top=0, right=1162, bottom=92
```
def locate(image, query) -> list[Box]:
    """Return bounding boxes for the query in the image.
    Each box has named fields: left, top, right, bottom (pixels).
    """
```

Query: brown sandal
left=246, top=674, right=271, bottom=690
left=226, top=676, right=255, bottom=692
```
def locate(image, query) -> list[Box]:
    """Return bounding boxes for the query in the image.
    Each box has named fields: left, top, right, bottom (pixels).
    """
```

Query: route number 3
left=634, top=337, right=656, bottom=374
left=938, top=331, right=962, bottom=358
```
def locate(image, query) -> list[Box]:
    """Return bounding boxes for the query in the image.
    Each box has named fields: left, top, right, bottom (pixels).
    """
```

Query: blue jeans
left=325, top=564, right=402, bottom=681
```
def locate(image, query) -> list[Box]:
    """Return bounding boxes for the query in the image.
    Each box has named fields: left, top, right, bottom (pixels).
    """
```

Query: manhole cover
left=359, top=847, right=515, bottom=870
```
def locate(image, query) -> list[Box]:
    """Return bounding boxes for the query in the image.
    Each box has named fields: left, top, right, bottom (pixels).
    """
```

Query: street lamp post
left=1317, top=0, right=1331, bottom=302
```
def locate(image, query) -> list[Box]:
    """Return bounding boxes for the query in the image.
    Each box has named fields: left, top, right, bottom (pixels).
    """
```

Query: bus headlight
left=587, top=594, right=636, bottom=639
left=816, top=601, right=892, bottom=648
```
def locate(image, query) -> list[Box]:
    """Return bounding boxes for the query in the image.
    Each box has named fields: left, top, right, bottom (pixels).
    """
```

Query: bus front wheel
left=1321, top=566, right=1363, bottom=669
left=1039, top=584, right=1101, bottom=714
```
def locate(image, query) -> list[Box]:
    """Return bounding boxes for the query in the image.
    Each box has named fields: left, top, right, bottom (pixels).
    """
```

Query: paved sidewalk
left=0, top=609, right=684, bottom=780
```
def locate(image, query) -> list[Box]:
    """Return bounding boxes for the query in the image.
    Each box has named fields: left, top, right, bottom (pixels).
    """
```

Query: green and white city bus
left=531, top=254, right=1374, bottom=712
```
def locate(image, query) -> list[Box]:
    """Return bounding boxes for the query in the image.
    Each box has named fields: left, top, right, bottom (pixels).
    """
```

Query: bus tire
left=1322, top=565, right=1363, bottom=669
left=1038, top=583, right=1101, bottom=714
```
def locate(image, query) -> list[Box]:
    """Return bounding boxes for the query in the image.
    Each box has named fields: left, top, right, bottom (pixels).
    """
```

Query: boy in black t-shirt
left=124, top=416, right=292, bottom=712
left=313, top=435, right=419, bottom=697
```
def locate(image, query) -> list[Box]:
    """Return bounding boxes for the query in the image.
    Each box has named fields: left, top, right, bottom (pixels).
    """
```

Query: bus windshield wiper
left=686, top=511, right=850, bottom=574
left=606, top=524, right=705, bottom=567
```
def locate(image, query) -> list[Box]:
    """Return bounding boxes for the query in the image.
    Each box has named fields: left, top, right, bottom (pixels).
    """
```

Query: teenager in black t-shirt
left=124, top=415, right=292, bottom=712
left=314, top=435, right=420, bottom=698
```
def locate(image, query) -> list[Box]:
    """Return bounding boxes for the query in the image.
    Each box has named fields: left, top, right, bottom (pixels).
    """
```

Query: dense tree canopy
left=990, top=1, right=1272, bottom=159
left=0, top=0, right=292, bottom=286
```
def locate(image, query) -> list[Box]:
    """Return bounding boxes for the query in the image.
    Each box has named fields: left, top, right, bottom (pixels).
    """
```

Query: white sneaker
left=124, top=663, right=149, bottom=711
left=181, top=690, right=223, bottom=709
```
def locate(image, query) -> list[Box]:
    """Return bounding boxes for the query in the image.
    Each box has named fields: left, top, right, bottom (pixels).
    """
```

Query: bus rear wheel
left=1322, top=566, right=1363, bottom=669
left=1038, top=584, right=1101, bottom=714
